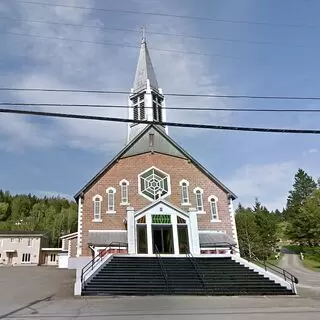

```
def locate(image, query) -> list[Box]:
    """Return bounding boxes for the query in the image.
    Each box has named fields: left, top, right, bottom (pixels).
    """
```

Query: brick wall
left=70, top=237, right=77, bottom=257
left=81, top=153, right=233, bottom=255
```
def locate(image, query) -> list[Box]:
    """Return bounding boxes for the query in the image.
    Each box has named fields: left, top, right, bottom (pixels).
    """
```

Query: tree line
left=235, top=168, right=320, bottom=260
left=0, top=190, right=77, bottom=247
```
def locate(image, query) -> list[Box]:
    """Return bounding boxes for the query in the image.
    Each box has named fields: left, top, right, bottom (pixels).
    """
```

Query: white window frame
left=92, top=195, right=103, bottom=222
left=119, top=179, right=129, bottom=205
left=138, top=166, right=171, bottom=202
left=208, top=196, right=220, bottom=222
left=193, top=187, right=205, bottom=213
left=106, top=187, right=116, bottom=214
left=179, top=179, right=191, bottom=205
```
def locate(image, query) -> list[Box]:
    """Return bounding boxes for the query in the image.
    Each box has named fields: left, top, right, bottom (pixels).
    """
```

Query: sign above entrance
left=152, top=214, right=171, bottom=224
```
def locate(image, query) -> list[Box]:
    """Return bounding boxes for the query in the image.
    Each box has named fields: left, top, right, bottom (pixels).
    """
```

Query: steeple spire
left=133, top=34, right=159, bottom=93
left=127, top=35, right=168, bottom=143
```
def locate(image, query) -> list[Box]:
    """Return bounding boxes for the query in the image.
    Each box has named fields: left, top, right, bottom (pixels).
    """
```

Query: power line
left=13, top=0, right=319, bottom=30
left=0, top=107, right=320, bottom=134
left=2, top=30, right=238, bottom=60
left=2, top=102, right=320, bottom=114
left=0, top=16, right=315, bottom=49
left=2, top=87, right=320, bottom=101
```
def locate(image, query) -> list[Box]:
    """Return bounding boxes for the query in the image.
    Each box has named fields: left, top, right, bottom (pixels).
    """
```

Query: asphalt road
left=6, top=296, right=320, bottom=320
left=279, top=254, right=320, bottom=293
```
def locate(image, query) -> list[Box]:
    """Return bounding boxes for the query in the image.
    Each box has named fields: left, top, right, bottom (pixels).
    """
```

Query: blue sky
left=0, top=0, right=320, bottom=210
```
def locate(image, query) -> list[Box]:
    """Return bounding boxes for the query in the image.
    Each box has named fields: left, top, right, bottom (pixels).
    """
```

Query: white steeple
left=127, top=36, right=168, bottom=143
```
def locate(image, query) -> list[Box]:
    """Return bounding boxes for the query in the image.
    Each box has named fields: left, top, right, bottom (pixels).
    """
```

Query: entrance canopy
left=127, top=199, right=200, bottom=255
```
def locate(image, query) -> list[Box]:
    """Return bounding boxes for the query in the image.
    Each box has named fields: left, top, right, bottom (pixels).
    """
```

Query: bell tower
left=127, top=36, right=168, bottom=143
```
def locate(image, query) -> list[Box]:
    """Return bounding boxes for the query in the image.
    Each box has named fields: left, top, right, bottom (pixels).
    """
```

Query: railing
left=185, top=245, right=208, bottom=294
left=200, top=242, right=239, bottom=254
left=250, top=255, right=299, bottom=293
left=154, top=245, right=171, bottom=294
left=81, top=242, right=128, bottom=288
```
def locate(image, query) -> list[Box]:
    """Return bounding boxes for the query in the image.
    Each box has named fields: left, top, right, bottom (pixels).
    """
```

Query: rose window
left=139, top=167, right=170, bottom=201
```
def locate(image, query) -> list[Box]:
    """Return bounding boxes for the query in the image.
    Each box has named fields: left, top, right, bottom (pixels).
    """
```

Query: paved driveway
left=0, top=266, right=75, bottom=318
left=279, top=254, right=320, bottom=296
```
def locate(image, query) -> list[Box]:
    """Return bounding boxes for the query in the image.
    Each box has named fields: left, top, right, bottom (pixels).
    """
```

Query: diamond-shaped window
left=139, top=167, right=170, bottom=201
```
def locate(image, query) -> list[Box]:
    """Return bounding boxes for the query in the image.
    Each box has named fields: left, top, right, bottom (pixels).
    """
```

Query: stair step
left=82, top=256, right=294, bottom=296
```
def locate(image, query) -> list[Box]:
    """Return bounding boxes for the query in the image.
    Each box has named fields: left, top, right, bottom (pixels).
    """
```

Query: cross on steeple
left=140, top=26, right=146, bottom=41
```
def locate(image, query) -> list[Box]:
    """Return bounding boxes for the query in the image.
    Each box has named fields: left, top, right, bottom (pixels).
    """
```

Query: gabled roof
left=134, top=199, right=190, bottom=218
left=0, top=231, right=48, bottom=237
left=74, top=124, right=236, bottom=200
left=60, top=232, right=78, bottom=240
left=132, top=38, right=159, bottom=93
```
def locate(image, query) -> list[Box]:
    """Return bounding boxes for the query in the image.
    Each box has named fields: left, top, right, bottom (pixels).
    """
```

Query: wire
left=2, top=102, right=320, bottom=113
left=0, top=107, right=320, bottom=134
left=0, top=16, right=315, bottom=49
left=14, top=0, right=319, bottom=29
left=2, top=87, right=320, bottom=101
left=2, top=30, right=238, bottom=60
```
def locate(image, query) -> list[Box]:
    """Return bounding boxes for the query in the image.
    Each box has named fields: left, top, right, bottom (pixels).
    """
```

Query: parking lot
left=0, top=266, right=75, bottom=317
left=0, top=265, right=320, bottom=319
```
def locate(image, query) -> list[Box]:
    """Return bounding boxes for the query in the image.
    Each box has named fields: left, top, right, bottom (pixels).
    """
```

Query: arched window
left=119, top=180, right=129, bottom=204
left=193, top=188, right=204, bottom=212
left=179, top=180, right=190, bottom=205
left=92, top=195, right=102, bottom=221
left=106, top=187, right=116, bottom=213
left=209, top=196, right=219, bottom=221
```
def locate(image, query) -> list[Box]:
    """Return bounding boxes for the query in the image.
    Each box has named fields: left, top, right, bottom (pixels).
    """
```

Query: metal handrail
left=250, top=255, right=298, bottom=293
left=185, top=245, right=208, bottom=294
left=81, top=241, right=128, bottom=287
left=154, top=245, right=171, bottom=294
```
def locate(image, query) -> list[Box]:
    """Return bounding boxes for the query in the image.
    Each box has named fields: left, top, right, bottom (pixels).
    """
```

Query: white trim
left=198, top=230, right=226, bottom=234
left=119, top=179, right=129, bottom=186
left=228, top=198, right=239, bottom=254
left=92, top=194, right=103, bottom=201
left=106, top=187, right=116, bottom=213
left=119, top=179, right=129, bottom=205
left=179, top=179, right=190, bottom=205
left=231, top=255, right=294, bottom=291
left=208, top=195, right=220, bottom=222
left=92, top=219, right=102, bottom=223
left=193, top=187, right=204, bottom=212
left=92, top=195, right=102, bottom=221
left=60, top=232, right=78, bottom=240
left=138, top=166, right=171, bottom=202
left=179, top=179, right=190, bottom=186
left=133, top=201, right=193, bottom=255
left=76, top=197, right=83, bottom=257
left=88, top=230, right=127, bottom=233
left=68, top=239, right=71, bottom=257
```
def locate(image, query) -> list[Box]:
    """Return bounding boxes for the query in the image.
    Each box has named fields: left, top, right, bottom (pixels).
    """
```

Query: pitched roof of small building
left=74, top=124, right=236, bottom=200
left=0, top=231, right=48, bottom=237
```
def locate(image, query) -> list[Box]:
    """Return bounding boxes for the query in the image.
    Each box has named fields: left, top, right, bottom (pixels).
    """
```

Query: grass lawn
left=302, top=258, right=320, bottom=271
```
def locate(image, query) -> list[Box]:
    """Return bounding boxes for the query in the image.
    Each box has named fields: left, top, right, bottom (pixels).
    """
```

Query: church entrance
left=152, top=226, right=174, bottom=254
left=133, top=204, right=196, bottom=255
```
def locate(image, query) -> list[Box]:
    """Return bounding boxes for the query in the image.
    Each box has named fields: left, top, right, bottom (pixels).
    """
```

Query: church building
left=73, top=37, right=239, bottom=259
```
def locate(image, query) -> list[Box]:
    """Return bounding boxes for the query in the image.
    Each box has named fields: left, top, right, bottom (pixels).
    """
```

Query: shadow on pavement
left=0, top=295, right=54, bottom=319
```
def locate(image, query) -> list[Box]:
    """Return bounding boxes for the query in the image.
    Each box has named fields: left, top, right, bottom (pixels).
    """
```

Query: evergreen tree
left=286, top=169, right=317, bottom=219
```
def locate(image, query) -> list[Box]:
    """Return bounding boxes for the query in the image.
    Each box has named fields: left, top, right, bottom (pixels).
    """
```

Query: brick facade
left=81, top=152, right=233, bottom=256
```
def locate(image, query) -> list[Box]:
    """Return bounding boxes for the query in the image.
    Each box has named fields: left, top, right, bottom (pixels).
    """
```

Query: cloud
left=226, top=161, right=298, bottom=210
left=0, top=0, right=233, bottom=152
